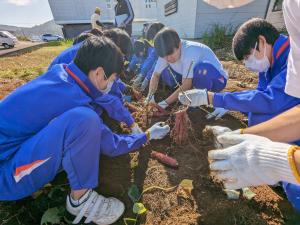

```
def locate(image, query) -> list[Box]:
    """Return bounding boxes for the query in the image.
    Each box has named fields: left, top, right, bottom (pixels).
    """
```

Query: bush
left=201, top=24, right=235, bottom=50
left=46, top=39, right=73, bottom=47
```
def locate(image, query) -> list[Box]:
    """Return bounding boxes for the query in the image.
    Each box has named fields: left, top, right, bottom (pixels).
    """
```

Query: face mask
left=99, top=72, right=114, bottom=94
left=100, top=81, right=114, bottom=94
left=244, top=42, right=270, bottom=73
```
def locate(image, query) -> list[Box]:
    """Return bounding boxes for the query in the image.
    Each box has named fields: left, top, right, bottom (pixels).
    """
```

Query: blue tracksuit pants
left=0, top=107, right=102, bottom=200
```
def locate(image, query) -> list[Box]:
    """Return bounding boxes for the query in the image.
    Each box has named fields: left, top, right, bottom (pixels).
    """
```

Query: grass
left=0, top=41, right=72, bottom=81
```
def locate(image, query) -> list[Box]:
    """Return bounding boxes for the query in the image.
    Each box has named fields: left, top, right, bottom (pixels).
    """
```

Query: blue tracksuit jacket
left=0, top=62, right=144, bottom=162
left=213, top=35, right=300, bottom=126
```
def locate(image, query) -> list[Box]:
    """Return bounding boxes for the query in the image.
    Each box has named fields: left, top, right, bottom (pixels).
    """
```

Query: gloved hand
left=144, top=92, right=155, bottom=105
left=178, top=89, right=208, bottom=107
left=206, top=107, right=229, bottom=120
left=204, top=125, right=241, bottom=148
left=216, top=133, right=270, bottom=148
left=158, top=100, right=169, bottom=109
left=132, top=74, right=144, bottom=89
left=208, top=135, right=300, bottom=190
left=146, top=122, right=170, bottom=140
left=131, top=123, right=143, bottom=134
left=140, top=78, right=149, bottom=91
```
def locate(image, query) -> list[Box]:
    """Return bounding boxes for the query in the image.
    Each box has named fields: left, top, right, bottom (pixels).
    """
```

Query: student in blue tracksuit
left=146, top=27, right=228, bottom=109
left=178, top=18, right=300, bottom=128
left=127, top=39, right=149, bottom=73
left=48, top=29, right=142, bottom=133
left=132, top=22, right=165, bottom=91
left=0, top=37, right=170, bottom=225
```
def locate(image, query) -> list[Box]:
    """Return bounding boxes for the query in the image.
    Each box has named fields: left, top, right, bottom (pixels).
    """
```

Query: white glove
left=216, top=133, right=270, bottom=148
left=131, top=123, right=143, bottom=134
left=146, top=122, right=170, bottom=140
left=158, top=100, right=169, bottom=109
left=208, top=134, right=299, bottom=190
left=178, top=89, right=208, bottom=107
left=132, top=74, right=144, bottom=89
left=204, top=125, right=241, bottom=148
left=140, top=78, right=149, bottom=91
left=144, top=93, right=155, bottom=105
left=206, top=108, right=228, bottom=120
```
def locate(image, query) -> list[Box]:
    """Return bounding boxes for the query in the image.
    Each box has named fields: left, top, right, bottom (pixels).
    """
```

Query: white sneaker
left=66, top=190, right=125, bottom=225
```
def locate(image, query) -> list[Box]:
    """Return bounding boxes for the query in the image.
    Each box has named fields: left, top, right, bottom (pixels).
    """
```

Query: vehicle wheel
left=57, top=38, right=63, bottom=41
left=9, top=45, right=15, bottom=48
left=3, top=43, right=10, bottom=49
left=43, top=39, right=48, bottom=42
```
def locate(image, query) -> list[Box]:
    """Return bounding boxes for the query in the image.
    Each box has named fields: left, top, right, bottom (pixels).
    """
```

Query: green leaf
left=133, top=203, right=147, bottom=215
left=224, top=189, right=240, bottom=200
left=128, top=184, right=140, bottom=203
left=40, top=207, right=62, bottom=225
left=242, top=187, right=256, bottom=200
left=179, top=179, right=194, bottom=194
left=123, top=217, right=137, bottom=225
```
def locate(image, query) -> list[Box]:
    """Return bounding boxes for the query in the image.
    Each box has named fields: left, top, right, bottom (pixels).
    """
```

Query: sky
left=0, top=0, right=53, bottom=27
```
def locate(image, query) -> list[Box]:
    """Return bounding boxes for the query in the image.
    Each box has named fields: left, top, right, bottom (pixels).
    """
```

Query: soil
left=1, top=60, right=300, bottom=225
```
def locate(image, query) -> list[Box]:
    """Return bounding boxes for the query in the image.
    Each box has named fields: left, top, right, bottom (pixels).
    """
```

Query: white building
left=48, top=0, right=158, bottom=38
left=48, top=0, right=285, bottom=39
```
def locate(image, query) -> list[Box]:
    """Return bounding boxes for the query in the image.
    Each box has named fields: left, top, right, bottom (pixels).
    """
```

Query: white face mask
left=100, top=72, right=114, bottom=94
left=244, top=42, right=270, bottom=73
left=100, top=81, right=114, bottom=94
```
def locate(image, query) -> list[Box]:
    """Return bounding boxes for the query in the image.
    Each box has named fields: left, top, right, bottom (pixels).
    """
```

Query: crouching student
left=0, top=37, right=170, bottom=225
left=145, top=27, right=228, bottom=109
left=178, top=18, right=300, bottom=127
left=127, top=39, right=150, bottom=74
left=132, top=22, right=165, bottom=91
left=48, top=29, right=143, bottom=134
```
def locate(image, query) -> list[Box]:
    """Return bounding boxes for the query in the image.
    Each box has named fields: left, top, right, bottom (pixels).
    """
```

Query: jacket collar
left=65, top=62, right=103, bottom=100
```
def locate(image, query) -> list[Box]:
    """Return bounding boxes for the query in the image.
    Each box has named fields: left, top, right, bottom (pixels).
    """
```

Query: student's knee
left=193, top=61, right=226, bottom=92
left=64, top=107, right=101, bottom=132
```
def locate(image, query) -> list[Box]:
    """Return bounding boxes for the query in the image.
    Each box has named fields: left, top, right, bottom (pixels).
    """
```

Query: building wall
left=156, top=0, right=198, bottom=39
left=266, top=0, right=285, bottom=30
left=194, top=0, right=269, bottom=38
left=48, top=0, right=158, bottom=24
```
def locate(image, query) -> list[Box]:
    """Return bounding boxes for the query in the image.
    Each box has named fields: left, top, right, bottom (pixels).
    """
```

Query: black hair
left=154, top=27, right=180, bottom=58
left=145, top=22, right=165, bottom=41
left=73, top=33, right=94, bottom=45
left=133, top=40, right=146, bottom=56
left=89, top=28, right=104, bottom=37
left=73, top=28, right=103, bottom=45
left=74, top=36, right=124, bottom=76
left=103, top=28, right=133, bottom=57
left=232, top=18, right=280, bottom=60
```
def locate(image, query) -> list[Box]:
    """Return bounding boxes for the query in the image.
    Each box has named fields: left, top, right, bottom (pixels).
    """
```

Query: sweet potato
left=124, top=102, right=139, bottom=112
left=149, top=103, right=170, bottom=117
left=170, top=109, right=191, bottom=145
left=151, top=151, right=179, bottom=168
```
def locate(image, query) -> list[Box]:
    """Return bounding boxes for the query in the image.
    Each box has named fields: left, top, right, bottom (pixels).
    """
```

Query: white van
left=0, top=31, right=18, bottom=49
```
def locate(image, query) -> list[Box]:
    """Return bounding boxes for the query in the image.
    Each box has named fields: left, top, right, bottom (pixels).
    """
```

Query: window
left=107, top=3, right=111, bottom=8
left=272, top=0, right=283, bottom=11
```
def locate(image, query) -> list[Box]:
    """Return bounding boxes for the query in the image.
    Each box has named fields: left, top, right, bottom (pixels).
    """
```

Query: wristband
left=288, top=145, right=300, bottom=183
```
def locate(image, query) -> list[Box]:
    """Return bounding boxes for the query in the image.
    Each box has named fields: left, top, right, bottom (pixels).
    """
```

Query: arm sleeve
left=95, top=95, right=134, bottom=127
left=213, top=70, right=300, bottom=114
left=153, top=57, right=168, bottom=75
left=140, top=48, right=157, bottom=77
left=124, top=0, right=134, bottom=24
left=100, top=123, right=147, bottom=157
